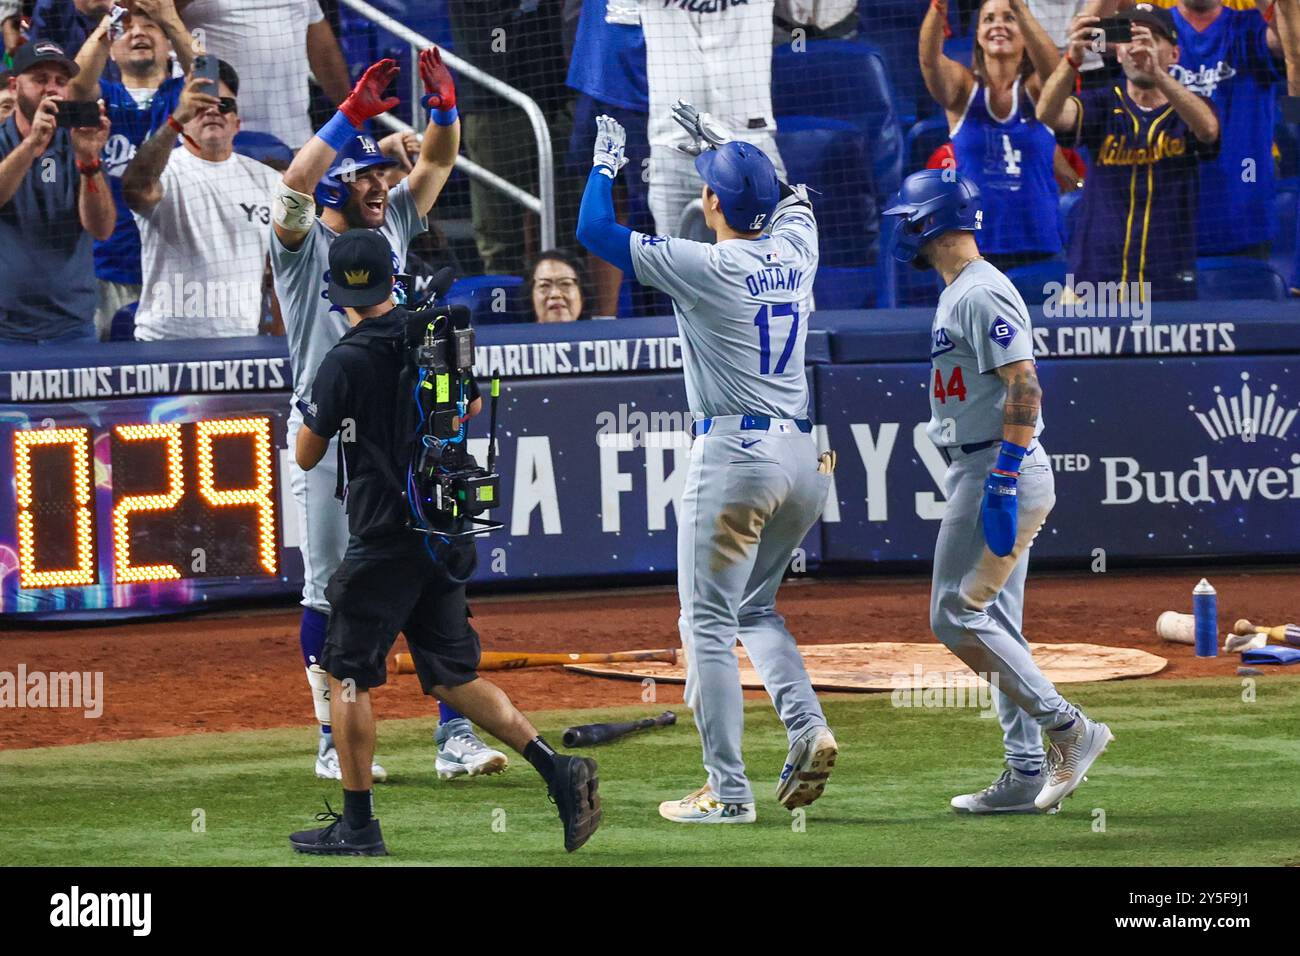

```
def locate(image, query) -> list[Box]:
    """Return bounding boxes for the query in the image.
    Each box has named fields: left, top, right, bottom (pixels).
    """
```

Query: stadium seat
left=943, top=35, right=975, bottom=67
left=775, top=116, right=877, bottom=267
left=772, top=39, right=904, bottom=200
left=445, top=274, right=528, bottom=324
left=1004, top=259, right=1067, bottom=306
left=857, top=0, right=957, bottom=123
left=1058, top=189, right=1084, bottom=249
left=1271, top=188, right=1297, bottom=281
left=812, top=266, right=876, bottom=310
left=1196, top=257, right=1287, bottom=301
left=905, top=114, right=950, bottom=174
left=109, top=301, right=138, bottom=342
left=233, top=131, right=294, bottom=170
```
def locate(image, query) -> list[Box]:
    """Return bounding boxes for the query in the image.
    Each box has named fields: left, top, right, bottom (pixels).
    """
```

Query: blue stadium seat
left=1271, top=188, right=1297, bottom=281
left=233, top=131, right=294, bottom=168
left=1058, top=189, right=1084, bottom=249
left=445, top=275, right=528, bottom=324
left=1004, top=259, right=1066, bottom=306
left=109, top=301, right=138, bottom=342
left=857, top=0, right=956, bottom=123
left=905, top=114, right=950, bottom=174
left=1196, top=257, right=1286, bottom=301
left=775, top=116, right=877, bottom=267
left=813, top=266, right=876, bottom=310
left=772, top=39, right=904, bottom=200
left=943, top=35, right=975, bottom=67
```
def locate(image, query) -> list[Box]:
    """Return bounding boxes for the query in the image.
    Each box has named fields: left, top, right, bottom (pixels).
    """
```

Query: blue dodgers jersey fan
left=95, top=76, right=185, bottom=285
left=1170, top=5, right=1283, bottom=255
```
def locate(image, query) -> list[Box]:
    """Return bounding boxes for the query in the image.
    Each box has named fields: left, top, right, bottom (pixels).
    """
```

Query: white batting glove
left=593, top=114, right=628, bottom=179
left=672, top=100, right=732, bottom=156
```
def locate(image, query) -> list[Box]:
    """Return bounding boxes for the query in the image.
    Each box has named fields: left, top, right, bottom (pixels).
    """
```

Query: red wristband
left=1066, top=53, right=1082, bottom=71
left=77, top=158, right=102, bottom=193
left=932, top=0, right=954, bottom=39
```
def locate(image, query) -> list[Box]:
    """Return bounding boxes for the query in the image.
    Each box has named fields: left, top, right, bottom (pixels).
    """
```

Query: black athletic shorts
left=322, top=540, right=480, bottom=694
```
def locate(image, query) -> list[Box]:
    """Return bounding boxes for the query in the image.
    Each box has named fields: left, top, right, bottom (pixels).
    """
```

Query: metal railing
left=339, top=0, right=556, bottom=249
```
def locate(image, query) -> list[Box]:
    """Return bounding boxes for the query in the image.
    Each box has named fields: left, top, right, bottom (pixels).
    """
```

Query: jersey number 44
left=933, top=366, right=967, bottom=403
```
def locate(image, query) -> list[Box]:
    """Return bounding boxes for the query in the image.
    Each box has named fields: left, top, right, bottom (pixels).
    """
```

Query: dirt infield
left=2, top=567, right=1296, bottom=750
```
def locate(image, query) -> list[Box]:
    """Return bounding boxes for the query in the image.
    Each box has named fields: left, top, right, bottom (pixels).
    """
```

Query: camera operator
left=288, top=229, right=602, bottom=857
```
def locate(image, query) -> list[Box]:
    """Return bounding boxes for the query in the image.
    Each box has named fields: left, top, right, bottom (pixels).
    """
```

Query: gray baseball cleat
left=777, top=725, right=838, bottom=810
left=950, top=768, right=1053, bottom=814
left=1035, top=716, right=1114, bottom=810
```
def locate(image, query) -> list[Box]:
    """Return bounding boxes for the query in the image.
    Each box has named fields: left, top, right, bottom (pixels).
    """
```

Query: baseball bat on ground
left=563, top=712, right=677, bottom=748
left=1225, top=619, right=1300, bottom=652
left=393, top=648, right=677, bottom=674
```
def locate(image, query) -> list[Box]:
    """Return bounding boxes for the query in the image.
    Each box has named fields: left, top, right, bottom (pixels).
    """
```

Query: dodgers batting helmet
left=695, top=141, right=781, bottom=234
left=315, top=133, right=398, bottom=210
left=882, top=169, right=982, bottom=263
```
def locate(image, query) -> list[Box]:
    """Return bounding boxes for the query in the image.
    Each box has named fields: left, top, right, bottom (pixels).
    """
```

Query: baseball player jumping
left=883, top=170, right=1113, bottom=814
left=577, top=106, right=837, bottom=824
left=270, top=52, right=507, bottom=782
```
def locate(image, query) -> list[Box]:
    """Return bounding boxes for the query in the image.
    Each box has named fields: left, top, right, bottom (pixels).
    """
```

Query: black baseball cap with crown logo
left=327, top=229, right=394, bottom=308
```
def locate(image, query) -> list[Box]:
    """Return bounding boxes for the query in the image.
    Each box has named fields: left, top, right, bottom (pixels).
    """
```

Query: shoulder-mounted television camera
left=399, top=270, right=503, bottom=540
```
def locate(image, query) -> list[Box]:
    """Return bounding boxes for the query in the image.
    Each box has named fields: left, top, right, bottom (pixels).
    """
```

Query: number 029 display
left=10, top=416, right=279, bottom=591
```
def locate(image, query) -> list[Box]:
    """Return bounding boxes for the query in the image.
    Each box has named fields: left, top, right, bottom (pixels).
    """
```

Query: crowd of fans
left=0, top=0, right=1297, bottom=344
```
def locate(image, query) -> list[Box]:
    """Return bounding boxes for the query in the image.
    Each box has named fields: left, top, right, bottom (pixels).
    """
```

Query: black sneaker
left=289, top=804, right=388, bottom=856
left=549, top=755, right=601, bottom=852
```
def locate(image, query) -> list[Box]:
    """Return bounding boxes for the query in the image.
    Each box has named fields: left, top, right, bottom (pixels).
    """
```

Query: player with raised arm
left=883, top=169, right=1112, bottom=814
left=577, top=107, right=838, bottom=825
left=270, top=51, right=507, bottom=783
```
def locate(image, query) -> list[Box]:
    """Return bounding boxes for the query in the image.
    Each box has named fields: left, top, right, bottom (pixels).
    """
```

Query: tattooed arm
left=996, top=360, right=1041, bottom=451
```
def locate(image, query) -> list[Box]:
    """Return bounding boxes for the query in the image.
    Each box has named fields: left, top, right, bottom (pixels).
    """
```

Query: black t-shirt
left=303, top=307, right=480, bottom=551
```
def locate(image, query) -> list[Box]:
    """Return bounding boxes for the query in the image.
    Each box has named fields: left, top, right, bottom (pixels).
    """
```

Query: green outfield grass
left=4, top=676, right=1300, bottom=866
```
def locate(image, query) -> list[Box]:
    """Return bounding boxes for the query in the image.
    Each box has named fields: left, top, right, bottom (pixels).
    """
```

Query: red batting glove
left=418, top=47, right=456, bottom=112
left=340, top=58, right=401, bottom=127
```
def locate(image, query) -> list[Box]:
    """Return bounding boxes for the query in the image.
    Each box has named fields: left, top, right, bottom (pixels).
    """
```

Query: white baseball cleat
left=951, top=768, right=1052, bottom=814
left=777, top=726, right=838, bottom=810
left=1035, top=716, right=1114, bottom=810
left=658, top=785, right=756, bottom=824
left=315, top=736, right=388, bottom=784
left=435, top=719, right=509, bottom=780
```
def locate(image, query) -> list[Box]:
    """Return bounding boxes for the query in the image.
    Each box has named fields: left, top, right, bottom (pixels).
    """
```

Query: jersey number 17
left=753, top=303, right=801, bottom=375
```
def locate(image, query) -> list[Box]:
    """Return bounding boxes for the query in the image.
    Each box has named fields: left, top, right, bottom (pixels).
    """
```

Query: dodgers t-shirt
left=1171, top=6, right=1283, bottom=254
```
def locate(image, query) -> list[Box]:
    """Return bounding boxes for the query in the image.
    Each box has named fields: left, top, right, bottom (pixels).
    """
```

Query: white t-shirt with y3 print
left=132, top=147, right=280, bottom=341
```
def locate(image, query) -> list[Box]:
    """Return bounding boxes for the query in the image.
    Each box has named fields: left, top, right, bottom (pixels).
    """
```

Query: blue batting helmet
left=314, top=133, right=398, bottom=210
left=882, top=169, right=983, bottom=263
left=695, top=141, right=780, bottom=234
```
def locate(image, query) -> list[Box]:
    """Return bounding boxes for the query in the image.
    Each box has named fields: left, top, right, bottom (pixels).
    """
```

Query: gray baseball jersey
left=270, top=180, right=426, bottom=406
left=925, top=259, right=1043, bottom=448
left=629, top=190, right=817, bottom=420
left=630, top=188, right=830, bottom=805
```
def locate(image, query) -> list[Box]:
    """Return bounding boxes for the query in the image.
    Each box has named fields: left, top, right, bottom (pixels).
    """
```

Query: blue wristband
left=994, top=440, right=1029, bottom=475
left=428, top=105, right=459, bottom=127
left=317, top=110, right=356, bottom=151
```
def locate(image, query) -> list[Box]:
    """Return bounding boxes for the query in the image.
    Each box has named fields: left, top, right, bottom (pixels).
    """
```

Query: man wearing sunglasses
left=122, top=56, right=281, bottom=339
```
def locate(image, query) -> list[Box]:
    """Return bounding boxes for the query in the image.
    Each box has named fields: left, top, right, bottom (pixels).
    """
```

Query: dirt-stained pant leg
left=677, top=424, right=822, bottom=804
left=736, top=433, right=830, bottom=748
left=929, top=444, right=1072, bottom=730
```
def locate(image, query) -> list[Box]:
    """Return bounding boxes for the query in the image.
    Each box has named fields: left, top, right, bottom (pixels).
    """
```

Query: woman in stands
left=527, top=250, right=590, bottom=323
left=920, top=0, right=1069, bottom=271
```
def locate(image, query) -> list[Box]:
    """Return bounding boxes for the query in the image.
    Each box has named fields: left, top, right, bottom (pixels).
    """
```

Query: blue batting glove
left=981, top=471, right=1019, bottom=557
